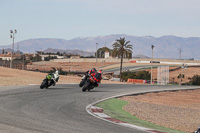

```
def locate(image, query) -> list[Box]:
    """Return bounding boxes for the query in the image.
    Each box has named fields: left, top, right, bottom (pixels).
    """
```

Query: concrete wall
left=50, top=58, right=132, bottom=63
left=50, top=58, right=200, bottom=63
left=31, top=58, right=200, bottom=66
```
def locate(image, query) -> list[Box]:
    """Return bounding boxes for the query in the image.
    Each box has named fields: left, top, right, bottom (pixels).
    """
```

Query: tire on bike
left=82, top=81, right=90, bottom=92
left=40, top=79, right=47, bottom=89
left=79, top=78, right=86, bottom=87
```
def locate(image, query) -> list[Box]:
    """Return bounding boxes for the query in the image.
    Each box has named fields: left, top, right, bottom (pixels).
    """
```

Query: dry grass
left=119, top=89, right=200, bottom=132
left=28, top=62, right=117, bottom=72
left=0, top=67, right=122, bottom=86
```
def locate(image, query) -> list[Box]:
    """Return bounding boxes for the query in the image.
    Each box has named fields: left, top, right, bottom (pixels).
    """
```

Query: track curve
left=0, top=84, right=199, bottom=133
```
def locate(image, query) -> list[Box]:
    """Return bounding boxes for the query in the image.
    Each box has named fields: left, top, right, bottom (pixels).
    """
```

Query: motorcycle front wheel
left=82, top=81, right=90, bottom=92
left=40, top=79, right=47, bottom=89
left=79, top=78, right=86, bottom=87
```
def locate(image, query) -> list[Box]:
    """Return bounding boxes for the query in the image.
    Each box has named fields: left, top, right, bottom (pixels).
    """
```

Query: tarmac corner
left=86, top=104, right=167, bottom=133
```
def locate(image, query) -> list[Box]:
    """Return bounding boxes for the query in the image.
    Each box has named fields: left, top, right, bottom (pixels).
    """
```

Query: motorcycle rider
left=86, top=68, right=97, bottom=76
left=80, top=68, right=103, bottom=91
left=49, top=70, right=59, bottom=86
left=85, top=68, right=102, bottom=87
left=88, top=68, right=102, bottom=87
left=93, top=70, right=102, bottom=87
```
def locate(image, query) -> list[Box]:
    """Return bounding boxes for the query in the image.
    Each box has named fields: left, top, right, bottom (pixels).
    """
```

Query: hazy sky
left=0, top=0, right=200, bottom=46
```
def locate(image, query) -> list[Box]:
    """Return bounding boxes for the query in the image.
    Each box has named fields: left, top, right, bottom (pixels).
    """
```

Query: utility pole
left=3, top=48, right=5, bottom=66
left=96, top=43, right=98, bottom=62
left=22, top=54, right=25, bottom=70
left=10, top=29, right=17, bottom=68
left=151, top=45, right=155, bottom=85
left=99, top=50, right=101, bottom=58
left=179, top=64, right=187, bottom=85
left=17, top=45, right=19, bottom=54
left=179, top=45, right=182, bottom=59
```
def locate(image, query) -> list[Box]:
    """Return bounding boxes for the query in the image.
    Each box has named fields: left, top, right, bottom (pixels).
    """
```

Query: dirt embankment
left=119, top=89, right=200, bottom=132
left=0, top=67, right=122, bottom=86
left=27, top=62, right=118, bottom=72
left=0, top=67, right=79, bottom=86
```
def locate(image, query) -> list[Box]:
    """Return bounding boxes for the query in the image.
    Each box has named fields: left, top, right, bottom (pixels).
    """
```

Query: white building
left=0, top=54, right=11, bottom=60
left=0, top=52, right=20, bottom=60
left=105, top=51, right=110, bottom=58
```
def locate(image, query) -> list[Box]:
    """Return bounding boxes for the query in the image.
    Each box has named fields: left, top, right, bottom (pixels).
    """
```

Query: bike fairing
left=40, top=70, right=59, bottom=89
left=47, top=72, right=59, bottom=84
left=79, top=68, right=102, bottom=91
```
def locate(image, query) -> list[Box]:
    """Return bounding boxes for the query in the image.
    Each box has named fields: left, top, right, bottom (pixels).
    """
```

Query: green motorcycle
left=40, top=73, right=58, bottom=89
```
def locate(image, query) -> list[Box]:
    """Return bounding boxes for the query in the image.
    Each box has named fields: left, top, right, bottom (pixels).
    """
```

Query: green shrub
left=188, top=75, right=200, bottom=85
left=121, top=70, right=150, bottom=82
left=136, top=71, right=150, bottom=80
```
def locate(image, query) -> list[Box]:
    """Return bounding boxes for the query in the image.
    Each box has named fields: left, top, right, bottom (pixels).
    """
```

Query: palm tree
left=112, top=37, right=133, bottom=82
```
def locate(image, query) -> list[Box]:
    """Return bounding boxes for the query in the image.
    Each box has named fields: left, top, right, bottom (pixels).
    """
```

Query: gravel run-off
left=119, top=89, right=200, bottom=132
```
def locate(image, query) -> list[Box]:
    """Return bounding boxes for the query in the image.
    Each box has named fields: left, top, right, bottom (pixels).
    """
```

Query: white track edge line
left=86, top=87, right=200, bottom=133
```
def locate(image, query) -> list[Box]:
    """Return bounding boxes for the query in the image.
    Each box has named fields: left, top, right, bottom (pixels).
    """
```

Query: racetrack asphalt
left=0, top=84, right=199, bottom=133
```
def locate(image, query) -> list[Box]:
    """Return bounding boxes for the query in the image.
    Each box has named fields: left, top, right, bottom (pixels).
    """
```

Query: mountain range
left=0, top=34, right=200, bottom=59
left=42, top=48, right=94, bottom=57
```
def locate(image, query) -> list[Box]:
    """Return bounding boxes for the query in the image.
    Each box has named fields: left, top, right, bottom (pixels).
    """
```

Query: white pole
left=151, top=45, right=155, bottom=84
left=96, top=43, right=98, bottom=62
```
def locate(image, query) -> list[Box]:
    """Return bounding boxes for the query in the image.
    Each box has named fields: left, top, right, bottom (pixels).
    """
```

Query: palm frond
left=112, top=37, right=133, bottom=58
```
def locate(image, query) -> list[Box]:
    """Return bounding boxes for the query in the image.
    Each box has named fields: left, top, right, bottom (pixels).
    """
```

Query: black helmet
left=92, top=68, right=97, bottom=72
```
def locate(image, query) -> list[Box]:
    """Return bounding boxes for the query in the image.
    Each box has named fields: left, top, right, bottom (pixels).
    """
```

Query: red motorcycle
left=80, top=70, right=102, bottom=92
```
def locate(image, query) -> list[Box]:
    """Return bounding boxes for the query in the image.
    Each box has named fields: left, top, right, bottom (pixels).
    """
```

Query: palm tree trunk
left=120, top=53, right=123, bottom=82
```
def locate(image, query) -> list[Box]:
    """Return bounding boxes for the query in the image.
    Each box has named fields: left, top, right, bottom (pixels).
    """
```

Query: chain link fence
left=0, top=60, right=27, bottom=70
